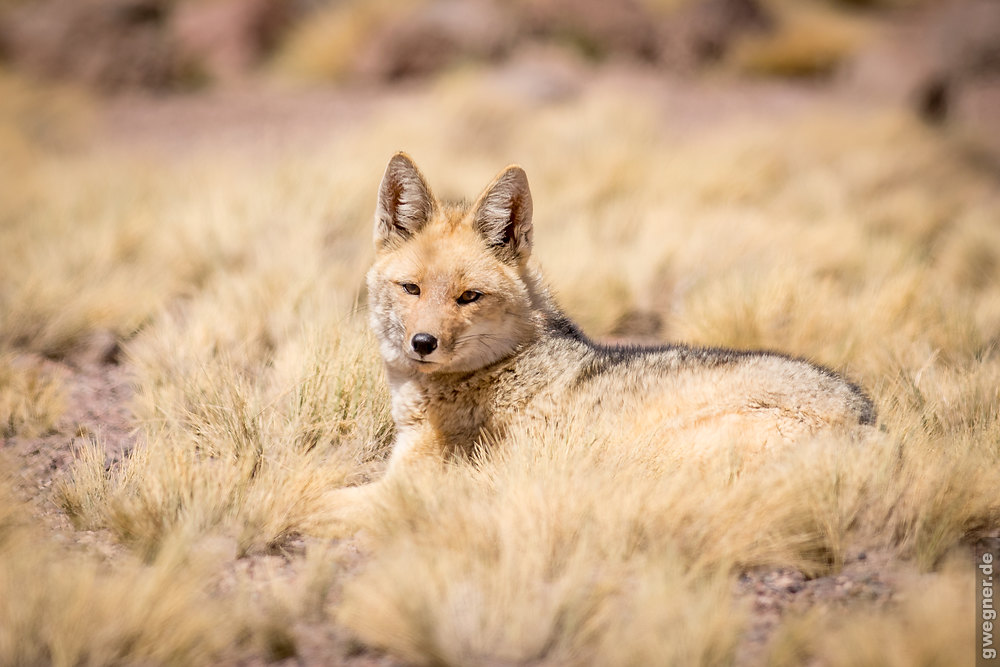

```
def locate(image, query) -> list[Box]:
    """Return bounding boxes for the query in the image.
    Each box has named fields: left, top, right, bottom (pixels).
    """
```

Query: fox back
left=367, top=153, right=875, bottom=471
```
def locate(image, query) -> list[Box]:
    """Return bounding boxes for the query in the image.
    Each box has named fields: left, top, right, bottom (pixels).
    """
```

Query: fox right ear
left=471, top=165, right=533, bottom=265
left=374, top=153, right=434, bottom=250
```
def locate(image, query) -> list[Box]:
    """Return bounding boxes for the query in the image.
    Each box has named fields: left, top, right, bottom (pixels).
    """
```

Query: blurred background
left=1, top=0, right=997, bottom=159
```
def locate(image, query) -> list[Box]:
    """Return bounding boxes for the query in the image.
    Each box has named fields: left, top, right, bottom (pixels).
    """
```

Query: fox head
left=367, top=152, right=540, bottom=376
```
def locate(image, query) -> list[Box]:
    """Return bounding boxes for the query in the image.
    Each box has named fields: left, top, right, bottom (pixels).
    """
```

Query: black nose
left=411, top=333, right=438, bottom=356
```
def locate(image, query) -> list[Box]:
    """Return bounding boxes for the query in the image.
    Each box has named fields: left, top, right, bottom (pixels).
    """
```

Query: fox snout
left=411, top=333, right=438, bottom=356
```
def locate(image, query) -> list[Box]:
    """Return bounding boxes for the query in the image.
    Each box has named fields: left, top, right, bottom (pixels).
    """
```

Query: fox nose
left=411, top=333, right=438, bottom=356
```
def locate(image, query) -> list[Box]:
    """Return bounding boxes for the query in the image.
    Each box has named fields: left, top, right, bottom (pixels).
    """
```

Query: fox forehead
left=374, top=219, right=515, bottom=291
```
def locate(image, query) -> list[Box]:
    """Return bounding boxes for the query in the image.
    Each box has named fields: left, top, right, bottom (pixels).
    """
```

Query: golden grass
left=730, top=1, right=875, bottom=77
left=768, top=559, right=974, bottom=666
left=2, top=67, right=999, bottom=664
left=272, top=0, right=425, bottom=83
left=60, top=317, right=391, bottom=558
left=636, top=0, right=697, bottom=12
left=0, top=464, right=300, bottom=666
left=337, top=408, right=998, bottom=661
left=0, top=354, right=64, bottom=437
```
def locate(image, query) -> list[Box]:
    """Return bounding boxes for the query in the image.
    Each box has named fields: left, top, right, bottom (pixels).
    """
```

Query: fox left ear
left=472, top=165, right=533, bottom=264
left=375, top=152, right=434, bottom=250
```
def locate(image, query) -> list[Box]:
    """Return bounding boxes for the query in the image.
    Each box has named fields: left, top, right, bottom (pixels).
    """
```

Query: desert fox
left=366, top=153, right=875, bottom=478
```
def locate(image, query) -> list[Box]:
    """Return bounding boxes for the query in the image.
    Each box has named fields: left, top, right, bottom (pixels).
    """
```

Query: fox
left=362, top=152, right=875, bottom=486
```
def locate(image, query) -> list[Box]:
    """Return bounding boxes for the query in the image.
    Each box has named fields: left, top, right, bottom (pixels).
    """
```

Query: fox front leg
left=385, top=421, right=450, bottom=474
left=326, top=424, right=446, bottom=529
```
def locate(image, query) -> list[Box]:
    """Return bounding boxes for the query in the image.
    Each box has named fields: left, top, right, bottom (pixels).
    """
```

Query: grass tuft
left=0, top=354, right=64, bottom=438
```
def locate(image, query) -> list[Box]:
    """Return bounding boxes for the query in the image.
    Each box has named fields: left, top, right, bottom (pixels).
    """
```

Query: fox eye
left=457, top=290, right=482, bottom=304
left=401, top=283, right=420, bottom=296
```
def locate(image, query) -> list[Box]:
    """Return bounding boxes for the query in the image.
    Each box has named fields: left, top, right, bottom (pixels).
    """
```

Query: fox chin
left=363, top=151, right=875, bottom=484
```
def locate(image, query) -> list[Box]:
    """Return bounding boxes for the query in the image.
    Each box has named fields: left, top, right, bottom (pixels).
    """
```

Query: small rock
left=355, top=0, right=515, bottom=81
left=172, top=0, right=295, bottom=84
left=771, top=572, right=805, bottom=593
left=609, top=309, right=664, bottom=341
left=0, top=0, right=180, bottom=91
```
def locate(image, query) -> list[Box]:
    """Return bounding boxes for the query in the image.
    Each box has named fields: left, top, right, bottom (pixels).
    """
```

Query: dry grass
left=59, top=312, right=392, bottom=557
left=768, top=559, right=975, bottom=666
left=273, top=0, right=423, bottom=83
left=0, top=463, right=303, bottom=666
left=0, top=354, right=64, bottom=437
left=337, top=406, right=998, bottom=661
left=2, top=64, right=999, bottom=664
left=730, top=1, right=875, bottom=77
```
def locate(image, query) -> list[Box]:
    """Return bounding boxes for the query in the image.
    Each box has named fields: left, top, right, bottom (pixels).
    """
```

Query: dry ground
left=2, top=48, right=1000, bottom=666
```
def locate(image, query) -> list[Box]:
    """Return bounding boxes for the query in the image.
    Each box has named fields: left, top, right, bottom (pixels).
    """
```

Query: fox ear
left=472, top=165, right=533, bottom=264
left=375, top=152, right=434, bottom=249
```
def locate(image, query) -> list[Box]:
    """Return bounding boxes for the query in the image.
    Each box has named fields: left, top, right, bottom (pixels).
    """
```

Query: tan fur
left=365, top=153, right=875, bottom=483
